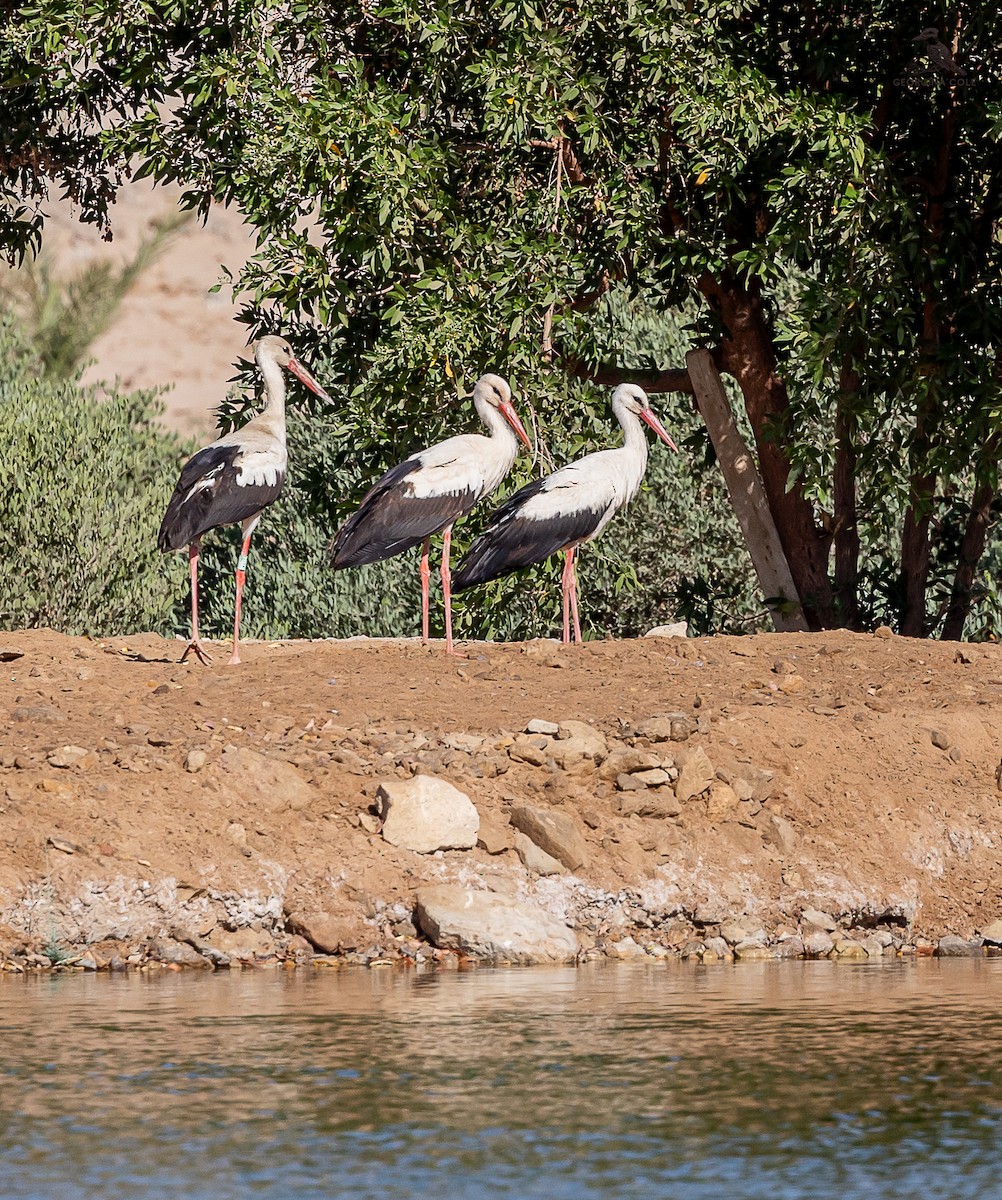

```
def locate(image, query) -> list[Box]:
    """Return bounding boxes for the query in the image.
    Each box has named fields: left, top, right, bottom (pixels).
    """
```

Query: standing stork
left=328, top=373, right=531, bottom=654
left=158, top=335, right=332, bottom=666
left=453, top=383, right=678, bottom=643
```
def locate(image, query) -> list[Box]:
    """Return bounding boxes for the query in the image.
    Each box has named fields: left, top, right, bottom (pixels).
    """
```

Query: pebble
left=525, top=719, right=559, bottom=736
left=930, top=730, right=950, bottom=750
left=185, top=748, right=208, bottom=773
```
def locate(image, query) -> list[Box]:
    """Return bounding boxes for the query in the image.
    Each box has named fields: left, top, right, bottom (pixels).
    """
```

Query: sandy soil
left=1, top=627, right=1001, bottom=968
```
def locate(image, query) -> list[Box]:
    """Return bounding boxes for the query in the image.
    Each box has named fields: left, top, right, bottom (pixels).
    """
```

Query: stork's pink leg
left=440, top=525, right=456, bottom=655
left=180, top=542, right=212, bottom=665
left=567, top=548, right=582, bottom=644
left=228, top=526, right=255, bottom=666
left=561, top=549, right=574, bottom=644
left=420, top=537, right=431, bottom=644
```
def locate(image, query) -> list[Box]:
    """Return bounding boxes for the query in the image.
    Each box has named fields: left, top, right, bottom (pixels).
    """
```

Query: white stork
left=328, top=373, right=531, bottom=654
left=158, top=335, right=331, bottom=666
left=453, top=383, right=678, bottom=643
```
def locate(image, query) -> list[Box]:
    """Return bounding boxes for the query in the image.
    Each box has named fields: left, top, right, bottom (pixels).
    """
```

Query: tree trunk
left=685, top=349, right=808, bottom=632
left=700, top=273, right=835, bottom=628
left=833, top=366, right=861, bottom=629
left=899, top=475, right=935, bottom=637
left=941, top=474, right=997, bottom=641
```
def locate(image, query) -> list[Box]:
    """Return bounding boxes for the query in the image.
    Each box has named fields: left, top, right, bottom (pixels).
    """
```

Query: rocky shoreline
left=3, top=630, right=1002, bottom=975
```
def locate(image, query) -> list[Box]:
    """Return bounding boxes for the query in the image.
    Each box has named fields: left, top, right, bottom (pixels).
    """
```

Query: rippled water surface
left=3, top=959, right=1002, bottom=1199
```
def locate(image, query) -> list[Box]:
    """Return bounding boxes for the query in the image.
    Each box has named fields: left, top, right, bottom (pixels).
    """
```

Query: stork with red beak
left=158, top=335, right=332, bottom=666
left=453, top=383, right=678, bottom=643
left=328, top=373, right=531, bottom=653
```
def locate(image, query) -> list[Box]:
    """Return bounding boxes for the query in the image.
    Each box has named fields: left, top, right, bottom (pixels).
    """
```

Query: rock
left=616, top=772, right=647, bottom=792
left=979, top=919, right=1002, bottom=945
left=217, top=746, right=314, bottom=812
left=185, top=748, right=208, bottom=773
left=634, top=768, right=672, bottom=787
left=46, top=746, right=95, bottom=770
left=513, top=830, right=565, bottom=875
left=936, top=935, right=984, bottom=957
left=376, top=775, right=479, bottom=853
left=605, top=935, right=650, bottom=960
left=774, top=936, right=806, bottom=959
left=476, top=814, right=513, bottom=855
left=706, top=782, right=739, bottom=817
left=510, top=803, right=588, bottom=870
left=635, top=717, right=677, bottom=742
left=619, top=790, right=682, bottom=819
left=861, top=936, right=885, bottom=958
left=864, top=695, right=892, bottom=713
left=761, top=812, right=797, bottom=853
left=357, top=811, right=381, bottom=834
left=801, top=908, right=837, bottom=931
left=718, top=920, right=749, bottom=945
left=930, top=729, right=950, bottom=750
left=525, top=718, right=559, bottom=736
left=13, top=704, right=63, bottom=724
left=832, top=938, right=867, bottom=958
left=206, top=926, right=277, bottom=961
left=703, top=936, right=731, bottom=959
left=692, top=903, right=726, bottom=926
left=733, top=940, right=774, bottom=960
left=803, top=930, right=835, bottom=957
left=286, top=909, right=360, bottom=954
left=148, top=937, right=213, bottom=968
left=554, top=721, right=607, bottom=763
left=644, top=623, right=688, bottom=638
left=674, top=746, right=714, bottom=803
left=601, top=747, right=660, bottom=781
left=415, top=885, right=578, bottom=963
left=509, top=736, right=549, bottom=766
left=874, top=625, right=893, bottom=638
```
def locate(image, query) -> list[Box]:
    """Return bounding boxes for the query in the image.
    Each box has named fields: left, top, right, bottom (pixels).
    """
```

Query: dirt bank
left=2, top=628, right=1001, bottom=970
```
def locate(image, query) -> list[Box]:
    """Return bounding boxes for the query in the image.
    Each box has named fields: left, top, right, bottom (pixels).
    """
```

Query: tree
left=4, top=2, right=1001, bottom=637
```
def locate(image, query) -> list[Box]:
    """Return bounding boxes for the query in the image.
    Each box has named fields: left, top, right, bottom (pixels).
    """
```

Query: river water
left=2, top=959, right=1001, bottom=1199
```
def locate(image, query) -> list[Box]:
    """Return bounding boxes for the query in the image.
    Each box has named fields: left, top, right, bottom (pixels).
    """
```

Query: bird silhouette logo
left=896, top=27, right=971, bottom=90
left=912, top=28, right=966, bottom=77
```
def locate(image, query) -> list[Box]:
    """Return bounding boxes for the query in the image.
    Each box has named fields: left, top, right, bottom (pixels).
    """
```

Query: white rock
left=526, top=718, right=560, bottom=736
left=376, top=775, right=479, bottom=853
left=513, top=830, right=565, bottom=876
left=644, top=622, right=689, bottom=638
left=415, top=885, right=578, bottom=963
left=553, top=720, right=607, bottom=766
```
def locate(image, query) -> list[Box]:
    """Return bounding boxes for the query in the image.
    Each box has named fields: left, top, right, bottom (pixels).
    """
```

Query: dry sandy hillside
left=15, top=180, right=255, bottom=437
left=2, top=627, right=1002, bottom=970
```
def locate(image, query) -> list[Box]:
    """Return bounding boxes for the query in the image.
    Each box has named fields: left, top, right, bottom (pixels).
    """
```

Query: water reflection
left=2, top=960, right=1001, bottom=1199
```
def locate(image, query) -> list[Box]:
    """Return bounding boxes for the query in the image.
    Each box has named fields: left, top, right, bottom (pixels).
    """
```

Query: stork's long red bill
left=639, top=407, right=679, bottom=452
left=499, top=398, right=532, bottom=450
left=288, top=356, right=333, bottom=403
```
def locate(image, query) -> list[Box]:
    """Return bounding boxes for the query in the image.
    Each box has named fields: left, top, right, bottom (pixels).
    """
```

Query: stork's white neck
left=257, top=352, right=287, bottom=434
left=474, top=392, right=520, bottom=453
left=612, top=394, right=650, bottom=476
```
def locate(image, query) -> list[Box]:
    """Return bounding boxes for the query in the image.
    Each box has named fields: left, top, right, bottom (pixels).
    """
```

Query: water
left=2, top=959, right=1002, bottom=1199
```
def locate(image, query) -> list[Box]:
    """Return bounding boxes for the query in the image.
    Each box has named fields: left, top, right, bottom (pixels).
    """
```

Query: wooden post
left=685, top=348, right=809, bottom=633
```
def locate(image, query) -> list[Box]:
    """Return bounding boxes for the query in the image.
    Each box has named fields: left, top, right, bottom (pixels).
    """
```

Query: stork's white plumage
left=453, top=384, right=678, bottom=643
left=158, top=335, right=331, bottom=666
left=329, top=373, right=531, bottom=653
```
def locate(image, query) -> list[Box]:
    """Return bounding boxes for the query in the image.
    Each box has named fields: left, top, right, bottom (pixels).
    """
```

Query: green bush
left=0, top=317, right=189, bottom=636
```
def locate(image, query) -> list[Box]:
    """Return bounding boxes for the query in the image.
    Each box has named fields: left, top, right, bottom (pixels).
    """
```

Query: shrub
left=0, top=317, right=189, bottom=636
